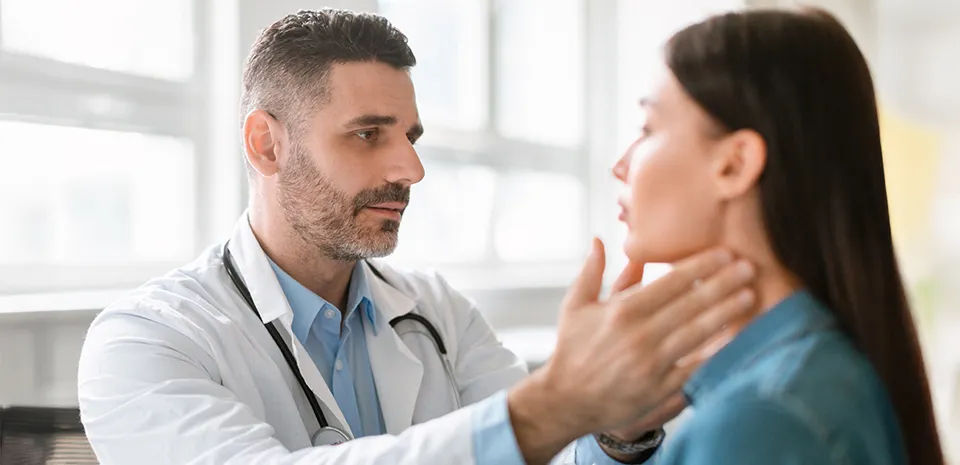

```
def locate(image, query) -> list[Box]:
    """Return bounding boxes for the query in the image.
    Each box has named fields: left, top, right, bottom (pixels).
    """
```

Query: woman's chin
left=622, top=236, right=662, bottom=263
left=623, top=235, right=701, bottom=265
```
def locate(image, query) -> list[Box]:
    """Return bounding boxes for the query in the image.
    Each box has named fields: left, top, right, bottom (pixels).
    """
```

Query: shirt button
left=324, top=308, right=336, bottom=319
left=335, top=360, right=344, bottom=371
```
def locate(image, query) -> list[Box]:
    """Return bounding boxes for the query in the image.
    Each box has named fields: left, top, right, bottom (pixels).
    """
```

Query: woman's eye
left=356, top=129, right=378, bottom=141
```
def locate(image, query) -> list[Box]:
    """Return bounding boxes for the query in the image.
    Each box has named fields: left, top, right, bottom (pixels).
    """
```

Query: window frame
left=0, top=0, right=226, bottom=294
left=381, top=0, right=606, bottom=277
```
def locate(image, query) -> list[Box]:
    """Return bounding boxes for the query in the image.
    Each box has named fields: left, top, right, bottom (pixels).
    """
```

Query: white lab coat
left=77, top=216, right=579, bottom=464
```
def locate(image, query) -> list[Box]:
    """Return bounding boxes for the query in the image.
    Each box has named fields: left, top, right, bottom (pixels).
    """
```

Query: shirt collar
left=267, top=259, right=379, bottom=341
left=347, top=262, right=378, bottom=334
left=683, top=290, right=837, bottom=404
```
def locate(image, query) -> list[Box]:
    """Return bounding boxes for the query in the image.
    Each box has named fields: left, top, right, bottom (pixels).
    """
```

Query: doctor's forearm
left=507, top=376, right=586, bottom=465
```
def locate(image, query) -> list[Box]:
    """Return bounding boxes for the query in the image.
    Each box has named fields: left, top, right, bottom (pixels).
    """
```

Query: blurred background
left=0, top=0, right=957, bottom=462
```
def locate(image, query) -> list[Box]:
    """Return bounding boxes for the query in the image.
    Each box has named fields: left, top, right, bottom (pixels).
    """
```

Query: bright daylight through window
left=378, top=0, right=589, bottom=274
left=0, top=0, right=200, bottom=294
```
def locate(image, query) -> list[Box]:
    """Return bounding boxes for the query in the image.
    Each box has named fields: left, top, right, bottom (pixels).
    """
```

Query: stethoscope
left=221, top=242, right=461, bottom=447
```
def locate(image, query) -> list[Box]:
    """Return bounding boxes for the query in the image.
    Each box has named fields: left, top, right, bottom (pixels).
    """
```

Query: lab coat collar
left=362, top=260, right=424, bottom=434
left=226, top=213, right=353, bottom=437
left=361, top=260, right=417, bottom=325
left=228, top=213, right=293, bottom=325
left=228, top=213, right=426, bottom=436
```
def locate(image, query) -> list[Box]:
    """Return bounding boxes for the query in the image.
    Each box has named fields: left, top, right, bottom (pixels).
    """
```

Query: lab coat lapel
left=278, top=313, right=353, bottom=437
left=363, top=262, right=424, bottom=435
left=227, top=214, right=353, bottom=437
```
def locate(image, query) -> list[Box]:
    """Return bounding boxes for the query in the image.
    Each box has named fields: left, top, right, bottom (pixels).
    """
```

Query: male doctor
left=77, top=9, right=758, bottom=465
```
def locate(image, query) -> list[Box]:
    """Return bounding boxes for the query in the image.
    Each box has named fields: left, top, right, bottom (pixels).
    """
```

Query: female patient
left=613, top=8, right=943, bottom=465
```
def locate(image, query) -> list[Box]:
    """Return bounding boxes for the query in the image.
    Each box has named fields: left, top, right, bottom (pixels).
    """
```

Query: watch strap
left=595, top=428, right=665, bottom=456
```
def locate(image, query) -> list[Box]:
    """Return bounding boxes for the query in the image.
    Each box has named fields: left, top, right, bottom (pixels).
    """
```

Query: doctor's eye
left=355, top=129, right=379, bottom=142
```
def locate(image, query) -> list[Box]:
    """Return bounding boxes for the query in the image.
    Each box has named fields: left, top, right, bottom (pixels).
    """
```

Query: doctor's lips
left=352, top=183, right=410, bottom=219
left=364, top=202, right=407, bottom=221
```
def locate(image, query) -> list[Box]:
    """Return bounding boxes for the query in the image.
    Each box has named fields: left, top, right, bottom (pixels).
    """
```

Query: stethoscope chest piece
left=312, top=426, right=350, bottom=446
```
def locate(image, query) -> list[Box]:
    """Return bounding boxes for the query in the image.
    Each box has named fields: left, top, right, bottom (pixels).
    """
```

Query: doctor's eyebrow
left=344, top=114, right=397, bottom=128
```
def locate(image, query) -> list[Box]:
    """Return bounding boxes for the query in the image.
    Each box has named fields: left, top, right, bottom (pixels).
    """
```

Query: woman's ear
left=243, top=110, right=287, bottom=177
left=710, top=129, right=767, bottom=199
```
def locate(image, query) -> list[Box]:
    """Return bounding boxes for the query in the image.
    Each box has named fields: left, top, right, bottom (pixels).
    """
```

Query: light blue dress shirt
left=471, top=391, right=635, bottom=464
left=653, top=290, right=907, bottom=464
left=270, top=260, right=623, bottom=464
left=269, top=260, right=386, bottom=438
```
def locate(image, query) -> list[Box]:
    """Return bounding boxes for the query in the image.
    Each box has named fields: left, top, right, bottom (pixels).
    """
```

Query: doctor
left=77, top=8, right=758, bottom=465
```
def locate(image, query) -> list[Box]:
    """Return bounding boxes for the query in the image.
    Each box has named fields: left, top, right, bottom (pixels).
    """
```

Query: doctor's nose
left=385, top=142, right=425, bottom=186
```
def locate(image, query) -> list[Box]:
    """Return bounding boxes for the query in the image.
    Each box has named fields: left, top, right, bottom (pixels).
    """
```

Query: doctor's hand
left=599, top=261, right=687, bottom=455
left=507, top=239, right=756, bottom=465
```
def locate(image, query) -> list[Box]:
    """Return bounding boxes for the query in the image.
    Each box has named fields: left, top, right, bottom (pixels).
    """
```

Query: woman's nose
left=612, top=141, right=637, bottom=182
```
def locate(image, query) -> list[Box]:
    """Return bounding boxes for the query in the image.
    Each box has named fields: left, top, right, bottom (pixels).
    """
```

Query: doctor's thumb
left=563, top=237, right=606, bottom=308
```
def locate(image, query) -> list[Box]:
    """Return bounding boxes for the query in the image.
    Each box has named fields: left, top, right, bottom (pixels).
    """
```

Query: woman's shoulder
left=667, top=330, right=903, bottom=465
left=659, top=392, right=834, bottom=464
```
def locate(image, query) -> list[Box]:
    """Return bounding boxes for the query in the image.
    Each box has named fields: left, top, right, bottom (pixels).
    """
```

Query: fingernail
left=736, top=260, right=755, bottom=279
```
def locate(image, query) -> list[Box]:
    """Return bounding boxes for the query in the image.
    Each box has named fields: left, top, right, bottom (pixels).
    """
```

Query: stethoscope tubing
left=221, top=242, right=457, bottom=443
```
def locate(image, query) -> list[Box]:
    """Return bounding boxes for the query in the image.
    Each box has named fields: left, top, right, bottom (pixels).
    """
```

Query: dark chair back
left=0, top=406, right=97, bottom=465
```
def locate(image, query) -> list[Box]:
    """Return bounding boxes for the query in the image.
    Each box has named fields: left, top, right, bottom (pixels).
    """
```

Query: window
left=378, top=0, right=590, bottom=280
left=0, top=0, right=209, bottom=294
left=0, top=0, right=195, bottom=81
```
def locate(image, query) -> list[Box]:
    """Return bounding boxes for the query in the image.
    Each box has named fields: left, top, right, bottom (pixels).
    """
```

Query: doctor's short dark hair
left=240, top=8, right=416, bottom=131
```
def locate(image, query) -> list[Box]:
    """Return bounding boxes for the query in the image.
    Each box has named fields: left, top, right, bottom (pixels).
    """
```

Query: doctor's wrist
left=507, top=374, right=585, bottom=465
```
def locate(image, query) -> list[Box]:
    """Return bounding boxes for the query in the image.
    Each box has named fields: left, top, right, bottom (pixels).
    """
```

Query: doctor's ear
left=243, top=109, right=287, bottom=177
left=710, top=129, right=766, bottom=199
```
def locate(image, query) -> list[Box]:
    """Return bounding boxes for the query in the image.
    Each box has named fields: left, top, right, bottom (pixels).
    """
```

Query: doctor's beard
left=277, top=145, right=410, bottom=262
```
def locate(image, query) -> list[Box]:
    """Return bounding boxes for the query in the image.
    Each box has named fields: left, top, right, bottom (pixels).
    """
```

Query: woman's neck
left=721, top=197, right=802, bottom=312
left=752, top=261, right=803, bottom=312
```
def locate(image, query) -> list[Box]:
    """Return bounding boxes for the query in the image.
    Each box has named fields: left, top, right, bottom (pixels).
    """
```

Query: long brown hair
left=664, top=8, right=943, bottom=464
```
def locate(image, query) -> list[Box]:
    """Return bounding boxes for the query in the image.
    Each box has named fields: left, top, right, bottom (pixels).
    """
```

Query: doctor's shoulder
left=82, top=251, right=236, bottom=359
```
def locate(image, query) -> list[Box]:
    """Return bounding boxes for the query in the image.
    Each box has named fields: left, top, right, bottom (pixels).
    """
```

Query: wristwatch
left=595, top=428, right=665, bottom=456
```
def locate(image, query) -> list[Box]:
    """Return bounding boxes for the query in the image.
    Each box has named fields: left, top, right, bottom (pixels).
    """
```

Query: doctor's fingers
left=636, top=292, right=755, bottom=403
left=648, top=286, right=756, bottom=375
left=610, top=261, right=646, bottom=294
left=610, top=249, right=736, bottom=316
